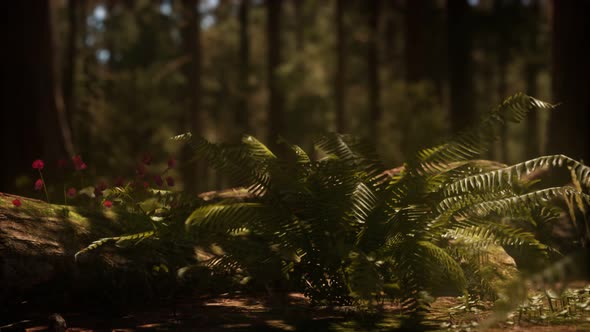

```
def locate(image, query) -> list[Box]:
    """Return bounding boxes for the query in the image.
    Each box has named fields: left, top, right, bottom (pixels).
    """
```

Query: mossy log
left=0, top=193, right=178, bottom=316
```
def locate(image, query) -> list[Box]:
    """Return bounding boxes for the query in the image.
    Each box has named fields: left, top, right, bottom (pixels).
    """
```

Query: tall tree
left=63, top=0, right=80, bottom=153
left=266, top=0, right=284, bottom=145
left=367, top=0, right=381, bottom=141
left=447, top=0, right=475, bottom=134
left=405, top=0, right=428, bottom=83
left=335, top=0, right=347, bottom=133
left=0, top=0, right=70, bottom=193
left=236, top=0, right=250, bottom=136
left=181, top=0, right=205, bottom=192
left=524, top=1, right=542, bottom=159
left=548, top=0, right=590, bottom=162
left=293, top=0, right=304, bottom=53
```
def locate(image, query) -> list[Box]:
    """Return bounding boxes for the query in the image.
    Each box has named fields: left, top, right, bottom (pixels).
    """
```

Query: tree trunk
left=62, top=0, right=80, bottom=154
left=237, top=0, right=250, bottom=136
left=181, top=0, right=206, bottom=193
left=293, top=0, right=304, bottom=53
left=367, top=0, right=381, bottom=142
left=335, top=0, right=347, bottom=133
left=267, top=0, right=284, bottom=146
left=548, top=0, right=590, bottom=163
left=405, top=0, right=427, bottom=83
left=447, top=0, right=475, bottom=134
left=0, top=0, right=69, bottom=194
left=525, top=62, right=540, bottom=159
left=0, top=194, right=129, bottom=309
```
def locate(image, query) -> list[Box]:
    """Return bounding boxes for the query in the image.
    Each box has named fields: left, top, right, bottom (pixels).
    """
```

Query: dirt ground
left=2, top=292, right=590, bottom=332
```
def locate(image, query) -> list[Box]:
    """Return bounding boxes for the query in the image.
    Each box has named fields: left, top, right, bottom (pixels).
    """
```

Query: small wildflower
left=166, top=176, right=175, bottom=187
left=142, top=153, right=152, bottom=165
left=57, top=159, right=68, bottom=169
left=103, top=200, right=113, bottom=208
left=34, top=179, right=44, bottom=191
left=72, top=155, right=87, bottom=170
left=32, top=159, right=44, bottom=170
left=136, top=164, right=146, bottom=177
left=66, top=187, right=77, bottom=198
left=94, top=181, right=107, bottom=197
left=154, top=175, right=163, bottom=187
left=143, top=181, right=149, bottom=189
left=12, top=199, right=21, bottom=207
left=167, top=157, right=176, bottom=169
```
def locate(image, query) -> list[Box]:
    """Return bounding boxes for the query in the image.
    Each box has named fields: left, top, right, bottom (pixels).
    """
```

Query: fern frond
left=459, top=187, right=590, bottom=219
left=185, top=203, right=270, bottom=232
left=75, top=230, right=156, bottom=261
left=446, top=155, right=590, bottom=196
left=413, top=94, right=554, bottom=175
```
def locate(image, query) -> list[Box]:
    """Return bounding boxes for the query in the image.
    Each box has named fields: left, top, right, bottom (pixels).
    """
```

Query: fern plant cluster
left=77, top=93, right=590, bottom=325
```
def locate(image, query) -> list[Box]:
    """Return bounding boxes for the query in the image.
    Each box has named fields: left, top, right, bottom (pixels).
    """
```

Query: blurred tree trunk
left=63, top=0, right=80, bottom=154
left=181, top=0, right=205, bottom=192
left=405, top=0, right=427, bottom=83
left=447, top=0, right=475, bottom=134
left=0, top=0, right=69, bottom=194
left=548, top=0, right=590, bottom=163
left=335, top=0, right=346, bottom=133
left=497, top=53, right=509, bottom=162
left=524, top=2, right=541, bottom=160
left=294, top=0, right=304, bottom=53
left=237, top=0, right=250, bottom=136
left=267, top=0, right=284, bottom=145
left=367, top=0, right=381, bottom=142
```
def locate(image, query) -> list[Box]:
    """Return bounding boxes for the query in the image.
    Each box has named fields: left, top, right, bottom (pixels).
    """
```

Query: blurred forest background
left=1, top=0, right=588, bottom=195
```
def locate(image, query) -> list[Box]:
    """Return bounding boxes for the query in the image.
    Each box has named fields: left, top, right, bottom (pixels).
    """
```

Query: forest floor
left=3, top=289, right=590, bottom=332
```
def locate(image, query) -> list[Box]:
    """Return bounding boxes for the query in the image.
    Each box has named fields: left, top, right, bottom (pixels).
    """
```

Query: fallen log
left=0, top=193, right=182, bottom=318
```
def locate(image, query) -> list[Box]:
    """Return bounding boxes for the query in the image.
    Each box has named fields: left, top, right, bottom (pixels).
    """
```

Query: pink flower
left=154, top=175, right=163, bottom=187
left=12, top=199, right=21, bottom=207
left=32, top=159, right=44, bottom=170
left=167, top=157, right=176, bottom=169
left=57, top=159, right=68, bottom=169
left=142, top=153, right=152, bottom=165
left=143, top=181, right=149, bottom=189
left=166, top=176, right=175, bottom=187
left=72, top=155, right=87, bottom=170
left=66, top=187, right=77, bottom=198
left=94, top=182, right=107, bottom=197
left=103, top=200, right=113, bottom=208
left=136, top=164, right=146, bottom=177
left=34, top=179, right=44, bottom=191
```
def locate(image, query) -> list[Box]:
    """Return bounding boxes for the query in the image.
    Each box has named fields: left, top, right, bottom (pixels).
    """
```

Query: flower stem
left=39, top=170, right=50, bottom=204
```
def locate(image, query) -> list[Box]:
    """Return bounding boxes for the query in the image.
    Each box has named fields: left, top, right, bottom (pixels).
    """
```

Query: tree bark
left=367, top=0, right=381, bottom=142
left=548, top=0, right=590, bottom=163
left=0, top=0, right=69, bottom=194
left=405, top=0, right=428, bottom=83
left=181, top=0, right=206, bottom=192
left=62, top=0, right=80, bottom=153
left=267, top=0, right=284, bottom=146
left=237, top=0, right=250, bottom=136
left=335, top=0, right=347, bottom=133
left=0, top=194, right=128, bottom=308
left=447, top=0, right=475, bottom=134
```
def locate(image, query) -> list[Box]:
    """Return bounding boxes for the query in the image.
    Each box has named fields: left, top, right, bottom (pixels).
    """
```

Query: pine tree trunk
left=367, top=0, right=381, bottom=142
left=267, top=0, right=284, bottom=146
left=447, top=0, right=475, bottom=134
left=335, top=0, right=346, bottom=133
left=181, top=0, right=206, bottom=192
left=237, top=0, right=250, bottom=136
left=548, top=0, right=590, bottom=162
left=0, top=0, right=68, bottom=194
